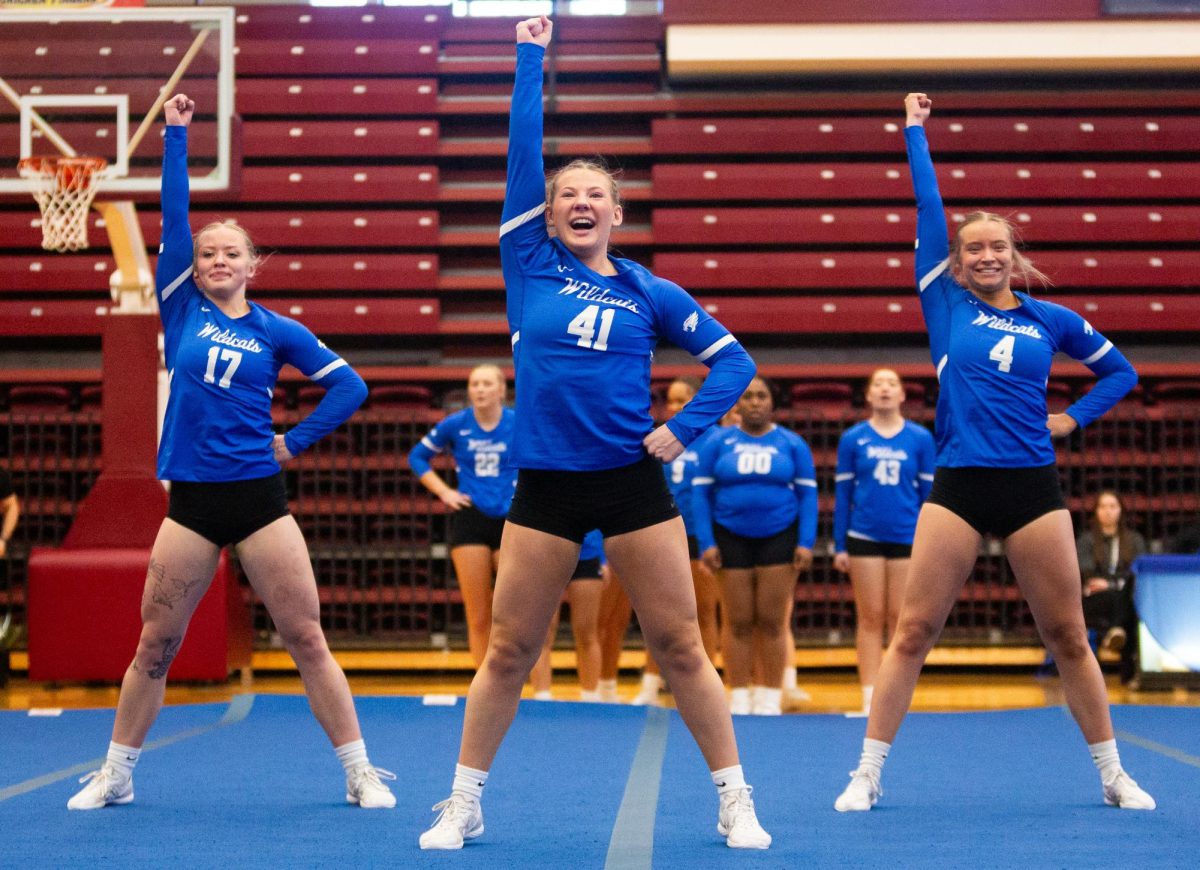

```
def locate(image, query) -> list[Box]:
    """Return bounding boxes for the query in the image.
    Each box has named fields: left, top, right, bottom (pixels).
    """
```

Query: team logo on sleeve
left=683, top=311, right=699, bottom=333
left=1083, top=320, right=1094, bottom=335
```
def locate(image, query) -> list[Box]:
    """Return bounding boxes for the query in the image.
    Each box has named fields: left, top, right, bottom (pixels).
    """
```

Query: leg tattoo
left=148, top=559, right=204, bottom=611
left=147, top=636, right=182, bottom=679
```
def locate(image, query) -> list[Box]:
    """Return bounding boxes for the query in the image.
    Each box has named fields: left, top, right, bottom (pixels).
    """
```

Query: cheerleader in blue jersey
left=530, top=529, right=606, bottom=700
left=68, top=94, right=394, bottom=812
left=409, top=364, right=515, bottom=668
left=421, top=17, right=769, bottom=851
left=693, top=377, right=818, bottom=717
left=596, top=376, right=723, bottom=706
left=835, top=93, right=1153, bottom=813
left=832, top=369, right=935, bottom=715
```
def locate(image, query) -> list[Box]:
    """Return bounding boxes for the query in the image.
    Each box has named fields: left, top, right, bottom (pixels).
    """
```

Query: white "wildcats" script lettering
left=558, top=278, right=640, bottom=314
left=970, top=311, right=1042, bottom=340
left=197, top=323, right=264, bottom=353
left=866, top=445, right=909, bottom=461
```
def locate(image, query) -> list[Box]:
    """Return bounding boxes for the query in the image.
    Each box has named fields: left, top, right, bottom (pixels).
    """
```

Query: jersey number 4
left=567, top=305, right=615, bottom=351
left=988, top=335, right=1015, bottom=373
left=204, top=347, right=242, bottom=389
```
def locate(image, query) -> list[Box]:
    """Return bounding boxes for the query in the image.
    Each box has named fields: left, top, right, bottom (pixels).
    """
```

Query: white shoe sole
left=68, top=791, right=134, bottom=811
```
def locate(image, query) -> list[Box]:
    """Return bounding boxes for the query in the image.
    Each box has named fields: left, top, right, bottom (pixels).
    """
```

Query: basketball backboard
left=0, top=6, right=234, bottom=194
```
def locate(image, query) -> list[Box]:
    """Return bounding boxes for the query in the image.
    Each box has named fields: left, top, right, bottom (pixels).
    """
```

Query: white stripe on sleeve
left=692, top=476, right=714, bottom=486
left=309, top=358, right=348, bottom=381
left=1080, top=340, right=1113, bottom=366
left=160, top=266, right=192, bottom=301
left=511, top=331, right=520, bottom=347
left=936, top=354, right=948, bottom=382
left=918, top=259, right=949, bottom=293
left=795, top=478, right=817, bottom=488
left=499, top=203, right=545, bottom=239
left=694, top=334, right=735, bottom=362
left=835, top=472, right=854, bottom=482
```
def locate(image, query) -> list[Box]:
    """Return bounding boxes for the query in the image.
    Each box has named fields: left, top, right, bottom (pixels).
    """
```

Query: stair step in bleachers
left=242, top=120, right=439, bottom=158
left=232, top=5, right=449, bottom=40
left=235, top=39, right=438, bottom=76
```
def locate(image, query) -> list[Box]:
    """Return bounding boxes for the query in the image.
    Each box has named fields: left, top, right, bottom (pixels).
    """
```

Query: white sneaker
left=1103, top=769, right=1156, bottom=810
left=834, top=768, right=881, bottom=812
left=630, top=687, right=662, bottom=707
left=717, top=787, right=771, bottom=849
left=346, top=764, right=397, bottom=809
left=420, top=793, right=485, bottom=850
left=67, top=764, right=133, bottom=810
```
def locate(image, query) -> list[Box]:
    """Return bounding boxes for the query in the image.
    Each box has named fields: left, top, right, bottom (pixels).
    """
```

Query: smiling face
left=546, top=166, right=623, bottom=264
left=866, top=368, right=905, bottom=413
left=194, top=224, right=255, bottom=301
left=953, top=218, right=1014, bottom=299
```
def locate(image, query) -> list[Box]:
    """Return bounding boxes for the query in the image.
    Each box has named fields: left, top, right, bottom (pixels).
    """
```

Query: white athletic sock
left=782, top=666, right=798, bottom=691
left=580, top=689, right=601, bottom=702
left=452, top=763, right=488, bottom=800
left=711, top=764, right=748, bottom=795
left=597, top=678, right=619, bottom=701
left=729, top=687, right=751, bottom=714
left=106, top=741, right=140, bottom=780
left=639, top=672, right=663, bottom=695
left=861, top=685, right=875, bottom=711
left=857, top=737, right=891, bottom=775
left=335, top=739, right=369, bottom=773
left=1089, top=738, right=1122, bottom=783
left=753, top=687, right=783, bottom=715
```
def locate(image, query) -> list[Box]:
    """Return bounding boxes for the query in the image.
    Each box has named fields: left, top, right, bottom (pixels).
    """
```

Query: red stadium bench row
left=239, top=166, right=440, bottom=203
left=652, top=206, right=1200, bottom=245
left=241, top=120, right=440, bottom=158
left=653, top=251, right=1200, bottom=290
left=692, top=295, right=1200, bottom=335
left=651, top=117, right=1200, bottom=155
left=0, top=211, right=440, bottom=251
left=651, top=162, right=1200, bottom=202
left=0, top=298, right=439, bottom=337
left=233, top=5, right=450, bottom=40
left=236, top=79, right=438, bottom=117
left=0, top=121, right=221, bottom=164
left=0, top=254, right=438, bottom=293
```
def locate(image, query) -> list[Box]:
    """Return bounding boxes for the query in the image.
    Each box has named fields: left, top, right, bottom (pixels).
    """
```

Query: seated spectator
left=1078, top=491, right=1145, bottom=683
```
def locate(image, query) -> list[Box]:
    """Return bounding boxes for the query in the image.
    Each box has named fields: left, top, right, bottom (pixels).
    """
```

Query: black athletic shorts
left=712, top=522, right=798, bottom=570
left=686, top=534, right=700, bottom=561
left=926, top=465, right=1065, bottom=539
left=571, top=557, right=603, bottom=581
left=168, top=472, right=290, bottom=548
left=846, top=538, right=913, bottom=559
left=448, top=504, right=506, bottom=550
left=506, top=454, right=680, bottom=544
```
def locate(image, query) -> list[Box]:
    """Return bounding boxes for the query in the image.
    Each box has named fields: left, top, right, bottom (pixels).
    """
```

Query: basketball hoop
left=17, top=155, right=109, bottom=252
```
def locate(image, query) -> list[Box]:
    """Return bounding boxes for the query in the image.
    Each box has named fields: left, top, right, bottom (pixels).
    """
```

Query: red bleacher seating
left=233, top=5, right=449, bottom=40
left=235, top=40, right=438, bottom=77
left=652, top=206, right=1200, bottom=246
left=652, top=117, right=1200, bottom=155
left=242, top=121, right=439, bottom=158
left=653, top=162, right=1200, bottom=202
left=238, top=166, right=440, bottom=203
left=246, top=255, right=438, bottom=293
left=236, top=79, right=439, bottom=117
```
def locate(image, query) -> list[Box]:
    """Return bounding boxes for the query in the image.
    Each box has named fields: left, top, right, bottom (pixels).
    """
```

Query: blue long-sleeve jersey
left=833, top=420, right=935, bottom=551
left=407, top=407, right=517, bottom=519
left=156, top=126, right=366, bottom=482
left=499, top=43, right=755, bottom=471
left=691, top=425, right=818, bottom=552
left=906, top=125, right=1136, bottom=468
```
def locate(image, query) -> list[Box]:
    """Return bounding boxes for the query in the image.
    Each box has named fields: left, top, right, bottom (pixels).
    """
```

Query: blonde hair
left=468, top=363, right=507, bottom=400
left=193, top=220, right=263, bottom=272
left=546, top=158, right=623, bottom=208
left=950, top=212, right=1051, bottom=289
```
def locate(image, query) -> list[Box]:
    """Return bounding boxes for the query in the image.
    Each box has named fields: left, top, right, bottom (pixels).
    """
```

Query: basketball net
left=17, top=155, right=108, bottom=252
